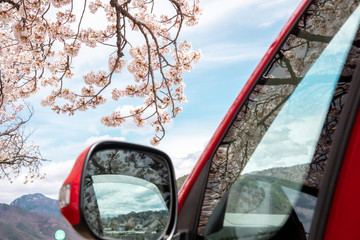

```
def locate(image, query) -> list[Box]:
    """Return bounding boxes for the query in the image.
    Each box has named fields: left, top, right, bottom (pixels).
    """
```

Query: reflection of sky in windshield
left=92, top=175, right=168, bottom=216
left=243, top=6, right=360, bottom=173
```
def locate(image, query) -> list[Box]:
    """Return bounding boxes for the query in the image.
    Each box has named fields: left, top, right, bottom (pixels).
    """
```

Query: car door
left=176, top=0, right=360, bottom=239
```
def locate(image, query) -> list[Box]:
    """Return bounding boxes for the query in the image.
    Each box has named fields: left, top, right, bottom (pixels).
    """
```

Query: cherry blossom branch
left=3, top=0, right=201, bottom=149
left=0, top=0, right=20, bottom=10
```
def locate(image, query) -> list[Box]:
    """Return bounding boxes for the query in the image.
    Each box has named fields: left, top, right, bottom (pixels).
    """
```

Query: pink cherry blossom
left=1, top=0, right=202, bottom=148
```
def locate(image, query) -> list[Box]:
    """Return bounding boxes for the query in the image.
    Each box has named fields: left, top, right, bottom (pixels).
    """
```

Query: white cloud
left=199, top=43, right=266, bottom=65
left=158, top=132, right=209, bottom=158
left=184, top=0, right=301, bottom=35
left=88, top=124, right=100, bottom=135
left=84, top=135, right=126, bottom=148
left=155, top=132, right=211, bottom=178
left=259, top=21, right=276, bottom=28
left=0, top=160, right=76, bottom=204
left=242, top=114, right=323, bottom=174
left=171, top=151, right=202, bottom=178
left=195, top=0, right=258, bottom=29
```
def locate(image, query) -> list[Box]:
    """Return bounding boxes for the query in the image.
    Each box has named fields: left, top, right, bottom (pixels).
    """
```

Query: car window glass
left=242, top=7, right=360, bottom=174
left=198, top=1, right=360, bottom=239
left=281, top=186, right=317, bottom=235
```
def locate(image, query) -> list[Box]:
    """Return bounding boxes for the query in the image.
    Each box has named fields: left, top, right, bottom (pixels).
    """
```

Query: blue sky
left=0, top=0, right=302, bottom=203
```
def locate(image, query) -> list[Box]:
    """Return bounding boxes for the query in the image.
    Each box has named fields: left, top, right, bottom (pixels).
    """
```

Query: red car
left=59, top=0, right=360, bottom=239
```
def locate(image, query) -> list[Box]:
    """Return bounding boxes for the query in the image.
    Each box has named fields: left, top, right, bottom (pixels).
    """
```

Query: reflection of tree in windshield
left=83, top=148, right=171, bottom=239
left=226, top=176, right=266, bottom=214
left=199, top=0, right=360, bottom=235
left=227, top=175, right=296, bottom=215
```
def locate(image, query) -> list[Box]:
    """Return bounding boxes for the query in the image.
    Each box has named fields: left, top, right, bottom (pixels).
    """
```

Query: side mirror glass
left=59, top=141, right=177, bottom=240
left=83, top=147, right=173, bottom=239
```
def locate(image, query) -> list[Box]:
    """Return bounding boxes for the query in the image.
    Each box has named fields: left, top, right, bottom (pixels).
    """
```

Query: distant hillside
left=99, top=210, right=168, bottom=240
left=10, top=193, right=61, bottom=216
left=0, top=203, right=82, bottom=240
left=176, top=175, right=188, bottom=190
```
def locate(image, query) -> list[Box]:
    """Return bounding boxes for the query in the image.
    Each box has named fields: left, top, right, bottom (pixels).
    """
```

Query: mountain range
left=10, top=193, right=61, bottom=217
left=0, top=194, right=82, bottom=240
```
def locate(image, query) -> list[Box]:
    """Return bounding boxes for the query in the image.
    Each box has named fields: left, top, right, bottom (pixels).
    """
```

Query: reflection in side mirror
left=82, top=146, right=174, bottom=240
left=84, top=175, right=169, bottom=239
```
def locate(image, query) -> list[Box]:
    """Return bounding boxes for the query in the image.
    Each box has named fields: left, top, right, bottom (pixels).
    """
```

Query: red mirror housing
left=59, top=146, right=91, bottom=226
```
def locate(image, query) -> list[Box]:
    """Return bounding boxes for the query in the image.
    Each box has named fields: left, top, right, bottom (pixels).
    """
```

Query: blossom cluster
left=1, top=0, right=202, bottom=150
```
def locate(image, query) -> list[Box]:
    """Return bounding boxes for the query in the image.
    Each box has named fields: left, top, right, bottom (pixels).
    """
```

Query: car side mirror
left=58, top=141, right=178, bottom=240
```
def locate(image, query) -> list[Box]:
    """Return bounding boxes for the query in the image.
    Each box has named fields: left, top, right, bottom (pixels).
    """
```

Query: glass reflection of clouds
left=91, top=174, right=168, bottom=216
left=243, top=6, right=360, bottom=174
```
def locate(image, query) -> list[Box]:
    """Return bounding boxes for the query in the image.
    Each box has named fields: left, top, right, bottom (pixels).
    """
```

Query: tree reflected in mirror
left=83, top=148, right=171, bottom=240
